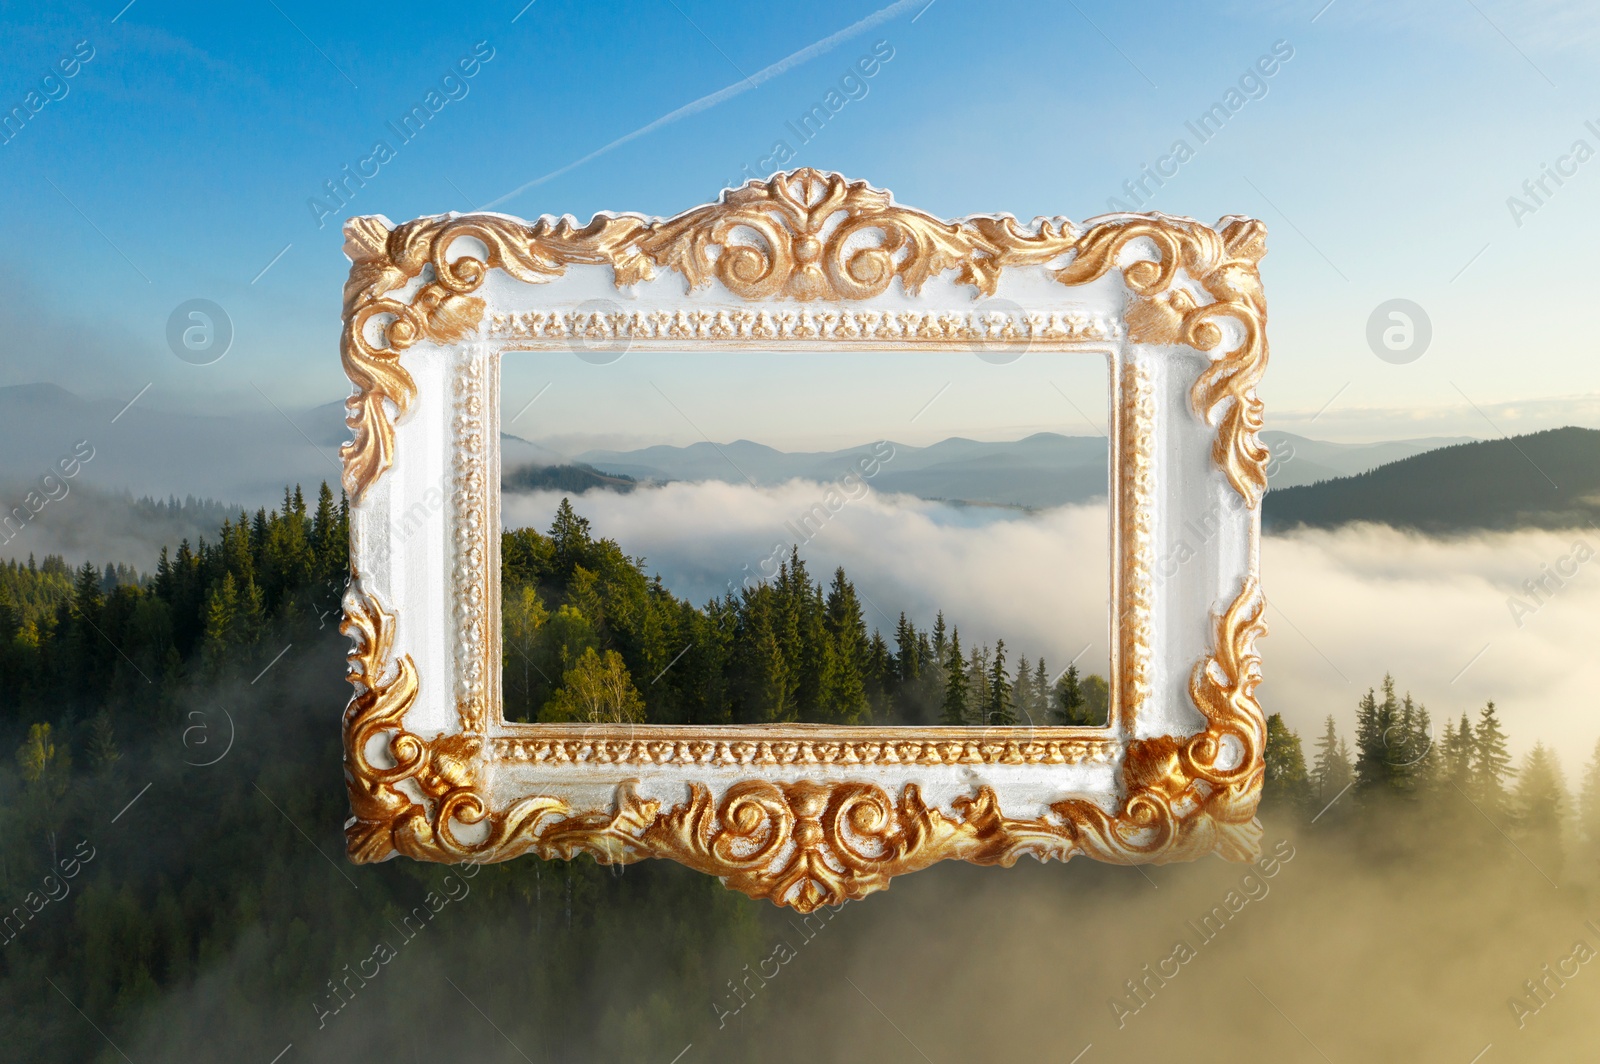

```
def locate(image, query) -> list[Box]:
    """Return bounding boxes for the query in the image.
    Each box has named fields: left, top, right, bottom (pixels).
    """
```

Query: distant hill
left=4, top=382, right=1547, bottom=528
left=554, top=430, right=1474, bottom=509
left=0, top=481, right=239, bottom=565
left=562, top=432, right=1110, bottom=508
left=1264, top=427, right=1600, bottom=533
left=1260, top=431, right=1475, bottom=489
left=0, top=382, right=346, bottom=506
left=503, top=463, right=636, bottom=494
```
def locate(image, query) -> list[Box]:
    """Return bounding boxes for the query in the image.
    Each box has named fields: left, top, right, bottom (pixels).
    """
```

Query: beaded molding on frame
left=340, top=169, right=1270, bottom=911
left=484, top=307, right=1122, bottom=346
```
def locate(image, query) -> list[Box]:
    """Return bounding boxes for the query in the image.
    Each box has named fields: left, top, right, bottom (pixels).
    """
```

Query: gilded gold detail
left=339, top=212, right=650, bottom=501
left=1056, top=214, right=1271, bottom=505
left=451, top=348, right=492, bottom=731
left=1116, top=359, right=1155, bottom=727
left=339, top=172, right=1271, bottom=907
left=343, top=579, right=1266, bottom=909
left=489, top=733, right=1116, bottom=767
left=1049, top=578, right=1267, bottom=865
left=339, top=169, right=1269, bottom=504
left=487, top=306, right=1118, bottom=346
left=639, top=168, right=996, bottom=301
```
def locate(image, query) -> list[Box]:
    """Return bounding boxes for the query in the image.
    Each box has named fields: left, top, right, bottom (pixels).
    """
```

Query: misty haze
left=8, top=1, right=1600, bottom=1059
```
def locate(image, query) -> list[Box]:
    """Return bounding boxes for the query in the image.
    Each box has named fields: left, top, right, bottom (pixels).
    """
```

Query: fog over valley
left=503, top=480, right=1600, bottom=772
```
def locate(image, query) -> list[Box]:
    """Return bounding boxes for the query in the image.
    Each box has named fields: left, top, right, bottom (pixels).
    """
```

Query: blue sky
left=3, top=0, right=1599, bottom=447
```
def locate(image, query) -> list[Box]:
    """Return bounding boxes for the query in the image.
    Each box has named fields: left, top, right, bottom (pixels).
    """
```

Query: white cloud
left=1262, top=523, right=1600, bottom=773
left=1269, top=391, right=1600, bottom=444
left=504, top=480, right=1112, bottom=677
left=505, top=483, right=1600, bottom=773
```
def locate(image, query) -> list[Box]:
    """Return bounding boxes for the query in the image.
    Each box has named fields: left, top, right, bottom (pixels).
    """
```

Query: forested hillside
left=1, top=485, right=1597, bottom=1061
left=502, top=463, right=637, bottom=495
left=501, top=499, right=1105, bottom=727
left=1265, top=426, right=1600, bottom=532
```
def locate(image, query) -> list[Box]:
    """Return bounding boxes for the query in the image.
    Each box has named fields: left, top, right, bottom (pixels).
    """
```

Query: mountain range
left=0, top=382, right=346, bottom=506
left=562, top=434, right=1108, bottom=509
left=505, top=429, right=1477, bottom=509
left=0, top=382, right=1466, bottom=513
left=5, top=383, right=1595, bottom=563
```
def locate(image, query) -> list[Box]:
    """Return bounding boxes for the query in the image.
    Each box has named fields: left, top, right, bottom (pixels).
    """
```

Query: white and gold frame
left=339, top=169, right=1270, bottom=912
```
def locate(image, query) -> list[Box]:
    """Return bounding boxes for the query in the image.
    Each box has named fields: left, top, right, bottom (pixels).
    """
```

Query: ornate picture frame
left=339, top=169, right=1270, bottom=912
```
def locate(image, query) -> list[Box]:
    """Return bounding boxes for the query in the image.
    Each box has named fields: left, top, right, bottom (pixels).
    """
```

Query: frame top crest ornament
left=339, top=169, right=1271, bottom=912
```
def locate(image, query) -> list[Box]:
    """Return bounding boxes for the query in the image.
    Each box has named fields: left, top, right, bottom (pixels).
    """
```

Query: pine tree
left=311, top=482, right=337, bottom=549
left=218, top=515, right=255, bottom=589
left=1577, top=739, right=1600, bottom=881
left=1013, top=654, right=1035, bottom=724
left=864, top=630, right=894, bottom=721
left=1441, top=712, right=1475, bottom=790
left=570, top=566, right=606, bottom=632
left=251, top=508, right=270, bottom=563
left=1264, top=713, right=1314, bottom=817
left=1353, top=681, right=1392, bottom=797
left=1053, top=665, right=1088, bottom=726
left=237, top=577, right=266, bottom=648
left=154, top=545, right=173, bottom=599
left=1471, top=701, right=1515, bottom=817
left=549, top=498, right=593, bottom=576
left=730, top=589, right=794, bottom=723
left=987, top=639, right=1014, bottom=726
left=0, top=581, right=17, bottom=643
left=310, top=482, right=346, bottom=603
left=940, top=631, right=968, bottom=726
left=1311, top=715, right=1353, bottom=805
left=1514, top=742, right=1568, bottom=875
left=88, top=713, right=121, bottom=774
left=822, top=568, right=868, bottom=724
left=802, top=572, right=832, bottom=721
left=893, top=613, right=919, bottom=688
left=1397, top=693, right=1434, bottom=792
left=967, top=646, right=990, bottom=725
left=72, top=560, right=103, bottom=618
left=201, top=572, right=240, bottom=670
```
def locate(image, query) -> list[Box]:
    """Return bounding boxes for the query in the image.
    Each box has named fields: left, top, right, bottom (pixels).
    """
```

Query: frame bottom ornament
left=343, top=581, right=1265, bottom=912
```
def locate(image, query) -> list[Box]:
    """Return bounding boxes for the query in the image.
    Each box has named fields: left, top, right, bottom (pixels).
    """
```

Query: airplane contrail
left=481, top=0, right=924, bottom=210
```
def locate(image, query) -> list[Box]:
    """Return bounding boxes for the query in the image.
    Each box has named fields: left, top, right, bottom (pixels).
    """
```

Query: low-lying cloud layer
left=504, top=479, right=1114, bottom=678
left=1264, top=522, right=1599, bottom=770
left=505, top=481, right=1600, bottom=768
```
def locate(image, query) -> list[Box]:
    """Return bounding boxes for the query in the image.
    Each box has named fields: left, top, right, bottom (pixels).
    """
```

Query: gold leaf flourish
left=1050, top=577, right=1267, bottom=866
left=341, top=170, right=1269, bottom=505
left=339, top=174, right=1272, bottom=906
left=339, top=212, right=651, bottom=501
left=638, top=168, right=986, bottom=301
left=1054, top=214, right=1271, bottom=506
left=343, top=580, right=1267, bottom=910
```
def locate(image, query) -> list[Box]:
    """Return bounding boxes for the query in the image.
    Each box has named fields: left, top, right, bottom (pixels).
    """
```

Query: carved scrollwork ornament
left=342, top=577, right=1267, bottom=910
left=339, top=169, right=1269, bottom=504
left=339, top=171, right=1271, bottom=910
